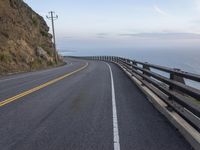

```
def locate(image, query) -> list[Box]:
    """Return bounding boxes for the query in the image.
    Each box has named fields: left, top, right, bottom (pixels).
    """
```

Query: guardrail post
left=117, top=57, right=120, bottom=63
left=132, top=60, right=137, bottom=67
left=143, top=63, right=150, bottom=76
left=117, top=57, right=119, bottom=63
left=125, top=59, right=128, bottom=64
left=129, top=61, right=134, bottom=75
left=170, top=69, right=185, bottom=93
left=115, top=57, right=118, bottom=63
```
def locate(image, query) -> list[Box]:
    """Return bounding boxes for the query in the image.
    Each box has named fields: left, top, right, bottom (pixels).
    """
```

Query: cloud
left=118, top=32, right=200, bottom=40
left=153, top=5, right=169, bottom=17
left=96, top=33, right=109, bottom=36
left=193, top=0, right=200, bottom=11
left=96, top=33, right=109, bottom=38
left=59, top=49, right=77, bottom=53
left=63, top=36, right=73, bottom=39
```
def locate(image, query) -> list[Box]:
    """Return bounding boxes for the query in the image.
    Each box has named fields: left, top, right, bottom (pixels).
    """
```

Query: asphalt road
left=0, top=58, right=193, bottom=150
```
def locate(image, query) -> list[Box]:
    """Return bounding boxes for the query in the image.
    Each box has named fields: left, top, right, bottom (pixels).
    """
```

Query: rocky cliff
left=0, top=0, right=61, bottom=75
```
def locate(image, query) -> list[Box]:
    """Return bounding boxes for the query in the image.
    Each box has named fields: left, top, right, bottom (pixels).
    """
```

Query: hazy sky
left=24, top=0, right=200, bottom=54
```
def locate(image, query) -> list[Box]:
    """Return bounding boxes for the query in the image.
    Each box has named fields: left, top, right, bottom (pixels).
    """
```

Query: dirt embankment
left=0, top=0, right=62, bottom=75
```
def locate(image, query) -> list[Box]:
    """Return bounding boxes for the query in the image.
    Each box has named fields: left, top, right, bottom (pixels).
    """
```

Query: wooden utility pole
left=46, top=11, right=58, bottom=62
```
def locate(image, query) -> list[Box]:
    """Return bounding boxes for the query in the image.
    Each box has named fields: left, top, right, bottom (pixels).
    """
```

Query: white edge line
left=106, top=63, right=121, bottom=150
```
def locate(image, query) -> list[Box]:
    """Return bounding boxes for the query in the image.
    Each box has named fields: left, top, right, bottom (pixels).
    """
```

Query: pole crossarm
left=46, top=11, right=58, bottom=20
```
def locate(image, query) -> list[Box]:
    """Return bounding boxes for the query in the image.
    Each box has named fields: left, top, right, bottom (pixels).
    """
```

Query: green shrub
left=32, top=17, right=38, bottom=26
left=40, top=30, right=49, bottom=37
left=0, top=52, right=12, bottom=62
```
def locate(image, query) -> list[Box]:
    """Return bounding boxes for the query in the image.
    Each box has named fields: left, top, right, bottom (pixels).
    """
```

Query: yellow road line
left=0, top=63, right=88, bottom=107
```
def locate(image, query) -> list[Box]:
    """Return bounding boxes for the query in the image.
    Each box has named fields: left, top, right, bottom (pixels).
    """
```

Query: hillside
left=0, top=0, right=61, bottom=75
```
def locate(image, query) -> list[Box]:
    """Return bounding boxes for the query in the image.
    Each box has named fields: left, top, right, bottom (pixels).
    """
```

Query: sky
left=24, top=0, right=200, bottom=55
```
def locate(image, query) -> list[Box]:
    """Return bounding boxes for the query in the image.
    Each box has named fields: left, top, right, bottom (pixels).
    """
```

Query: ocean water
left=59, top=48, right=200, bottom=89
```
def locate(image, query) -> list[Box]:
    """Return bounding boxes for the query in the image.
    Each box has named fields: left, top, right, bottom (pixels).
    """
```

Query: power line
left=46, top=11, right=58, bottom=62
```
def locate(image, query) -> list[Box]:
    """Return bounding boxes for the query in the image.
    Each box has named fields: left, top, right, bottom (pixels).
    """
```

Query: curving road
left=0, top=58, right=193, bottom=150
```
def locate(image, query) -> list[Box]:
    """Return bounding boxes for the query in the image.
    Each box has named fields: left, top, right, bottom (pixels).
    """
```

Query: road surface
left=0, top=58, right=193, bottom=150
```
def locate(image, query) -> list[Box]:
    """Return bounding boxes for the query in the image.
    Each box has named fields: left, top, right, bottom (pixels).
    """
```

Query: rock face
left=0, top=0, right=60, bottom=74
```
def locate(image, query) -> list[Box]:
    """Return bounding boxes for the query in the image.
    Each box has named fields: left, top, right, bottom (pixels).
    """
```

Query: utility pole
left=46, top=11, right=58, bottom=62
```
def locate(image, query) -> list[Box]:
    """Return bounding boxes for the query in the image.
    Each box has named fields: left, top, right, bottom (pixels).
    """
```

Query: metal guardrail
left=83, top=56, right=200, bottom=132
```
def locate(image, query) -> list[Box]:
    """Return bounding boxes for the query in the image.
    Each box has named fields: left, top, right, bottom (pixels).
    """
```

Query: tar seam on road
left=0, top=62, right=88, bottom=107
left=106, top=63, right=121, bottom=150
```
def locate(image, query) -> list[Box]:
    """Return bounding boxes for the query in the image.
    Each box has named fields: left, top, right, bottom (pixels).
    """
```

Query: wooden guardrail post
left=125, top=58, right=128, bottom=64
left=169, top=68, right=185, bottom=93
left=143, top=63, right=150, bottom=76
left=129, top=60, right=133, bottom=68
left=112, top=56, right=114, bottom=62
left=133, top=61, right=137, bottom=66
left=127, top=59, right=131, bottom=65
left=116, top=57, right=118, bottom=62
left=129, top=60, right=134, bottom=76
left=116, top=57, right=119, bottom=63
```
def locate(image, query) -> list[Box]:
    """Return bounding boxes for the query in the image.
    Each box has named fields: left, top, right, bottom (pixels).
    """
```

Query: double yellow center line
left=0, top=63, right=88, bottom=107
